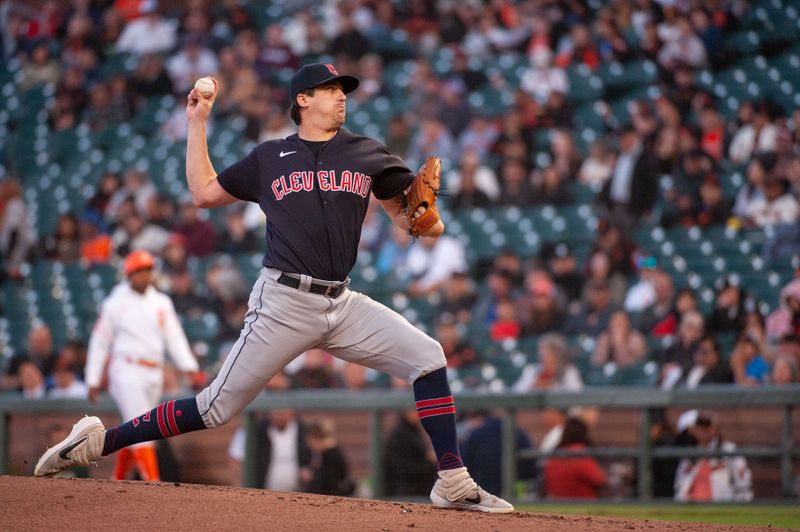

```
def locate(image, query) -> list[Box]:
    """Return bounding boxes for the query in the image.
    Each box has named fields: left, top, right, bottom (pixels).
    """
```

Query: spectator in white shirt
left=520, top=47, right=568, bottom=104
left=728, top=104, right=778, bottom=165
left=112, top=210, right=171, bottom=256
left=578, top=138, right=615, bottom=188
left=513, top=333, right=583, bottom=392
left=674, top=411, right=753, bottom=502
left=459, top=114, right=500, bottom=161
left=18, top=360, right=47, bottom=399
left=745, top=176, right=800, bottom=228
left=657, top=17, right=707, bottom=71
left=48, top=362, right=89, bottom=399
left=0, top=178, right=35, bottom=281
left=538, top=408, right=567, bottom=453
left=227, top=409, right=311, bottom=490
left=732, top=155, right=770, bottom=220
left=445, top=151, right=501, bottom=201
left=623, top=255, right=660, bottom=313
left=406, top=118, right=457, bottom=173
left=405, top=235, right=467, bottom=297
left=115, top=2, right=178, bottom=56
left=106, top=168, right=157, bottom=222
left=166, top=34, right=219, bottom=94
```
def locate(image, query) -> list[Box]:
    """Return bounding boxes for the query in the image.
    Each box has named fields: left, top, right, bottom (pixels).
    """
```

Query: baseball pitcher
left=36, top=64, right=512, bottom=512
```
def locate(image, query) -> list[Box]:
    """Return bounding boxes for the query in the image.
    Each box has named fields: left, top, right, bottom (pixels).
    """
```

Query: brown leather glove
left=405, top=156, right=441, bottom=237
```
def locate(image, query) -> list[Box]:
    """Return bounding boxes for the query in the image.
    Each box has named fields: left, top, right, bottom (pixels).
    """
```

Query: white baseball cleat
left=430, top=466, right=515, bottom=513
left=34, top=415, right=106, bottom=476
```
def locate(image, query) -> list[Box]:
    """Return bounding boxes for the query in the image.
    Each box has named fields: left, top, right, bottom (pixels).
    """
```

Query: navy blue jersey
left=217, top=128, right=413, bottom=281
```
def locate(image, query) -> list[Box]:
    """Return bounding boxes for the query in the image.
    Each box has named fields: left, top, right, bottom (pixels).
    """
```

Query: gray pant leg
left=322, top=290, right=446, bottom=383
left=196, top=271, right=329, bottom=427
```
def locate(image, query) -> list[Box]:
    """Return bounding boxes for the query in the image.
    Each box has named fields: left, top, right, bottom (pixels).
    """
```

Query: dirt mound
left=0, top=476, right=779, bottom=531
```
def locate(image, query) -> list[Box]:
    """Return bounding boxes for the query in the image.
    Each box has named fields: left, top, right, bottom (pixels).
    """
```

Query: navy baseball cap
left=290, top=63, right=359, bottom=101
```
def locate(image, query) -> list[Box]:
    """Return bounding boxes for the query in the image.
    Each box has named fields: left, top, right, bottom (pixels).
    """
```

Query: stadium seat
left=566, top=64, right=603, bottom=103
left=181, top=312, right=220, bottom=343
left=1, top=1, right=796, bottom=389
left=723, top=30, right=761, bottom=56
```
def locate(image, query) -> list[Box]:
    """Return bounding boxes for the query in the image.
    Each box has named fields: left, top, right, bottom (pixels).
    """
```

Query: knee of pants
left=194, top=387, right=236, bottom=429
left=430, top=342, right=447, bottom=369
left=411, top=339, right=447, bottom=381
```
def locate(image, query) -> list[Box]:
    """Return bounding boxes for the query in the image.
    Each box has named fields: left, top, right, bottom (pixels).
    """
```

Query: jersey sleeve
left=85, top=301, right=115, bottom=388
left=371, top=145, right=414, bottom=200
left=216, top=148, right=261, bottom=202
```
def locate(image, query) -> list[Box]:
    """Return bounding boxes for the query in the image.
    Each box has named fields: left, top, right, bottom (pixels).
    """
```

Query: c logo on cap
left=325, top=64, right=339, bottom=75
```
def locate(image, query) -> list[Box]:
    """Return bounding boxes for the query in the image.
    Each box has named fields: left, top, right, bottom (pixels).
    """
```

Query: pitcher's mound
left=0, top=476, right=779, bottom=531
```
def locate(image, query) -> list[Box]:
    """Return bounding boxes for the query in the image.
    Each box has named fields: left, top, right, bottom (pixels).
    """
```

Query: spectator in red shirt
left=699, top=106, right=726, bottom=162
left=489, top=298, right=521, bottom=341
left=543, top=417, right=606, bottom=499
left=555, top=23, right=599, bottom=70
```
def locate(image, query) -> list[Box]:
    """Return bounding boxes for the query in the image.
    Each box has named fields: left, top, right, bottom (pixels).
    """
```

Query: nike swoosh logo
left=464, top=494, right=481, bottom=504
left=279, top=151, right=296, bottom=157
left=59, top=436, right=88, bottom=460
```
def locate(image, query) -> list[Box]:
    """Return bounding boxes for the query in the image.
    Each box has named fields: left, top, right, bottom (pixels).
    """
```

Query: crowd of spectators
left=1, top=0, right=800, bottom=397
left=0, top=0, right=795, bottom=500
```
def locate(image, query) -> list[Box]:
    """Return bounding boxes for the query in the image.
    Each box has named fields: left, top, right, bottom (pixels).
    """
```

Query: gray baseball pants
left=196, top=267, right=446, bottom=428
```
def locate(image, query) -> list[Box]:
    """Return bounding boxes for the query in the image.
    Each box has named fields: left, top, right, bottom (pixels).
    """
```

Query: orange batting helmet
left=124, top=250, right=155, bottom=276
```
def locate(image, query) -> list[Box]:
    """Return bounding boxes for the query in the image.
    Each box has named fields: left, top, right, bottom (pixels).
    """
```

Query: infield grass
left=519, top=503, right=800, bottom=529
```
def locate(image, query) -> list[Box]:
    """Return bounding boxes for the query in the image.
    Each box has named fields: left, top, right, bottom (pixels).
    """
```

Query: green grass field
left=520, top=503, right=800, bottom=529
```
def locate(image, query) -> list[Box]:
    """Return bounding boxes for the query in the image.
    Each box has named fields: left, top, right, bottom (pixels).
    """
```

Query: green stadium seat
left=455, top=364, right=487, bottom=389
left=182, top=312, right=220, bottom=343
left=716, top=331, right=738, bottom=360
left=379, top=30, right=416, bottom=60
left=467, top=87, right=512, bottom=117
left=724, top=31, right=761, bottom=56
left=234, top=253, right=263, bottom=285
left=496, top=52, right=527, bottom=86
left=566, top=64, right=603, bottom=103
left=573, top=101, right=607, bottom=133
left=486, top=354, right=525, bottom=388
left=588, top=364, right=614, bottom=386
left=48, top=128, right=81, bottom=165
left=617, top=361, right=658, bottom=386
left=96, top=52, right=135, bottom=79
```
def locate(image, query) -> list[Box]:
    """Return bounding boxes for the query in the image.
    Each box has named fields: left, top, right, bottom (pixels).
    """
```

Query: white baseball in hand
left=194, top=77, right=216, bottom=98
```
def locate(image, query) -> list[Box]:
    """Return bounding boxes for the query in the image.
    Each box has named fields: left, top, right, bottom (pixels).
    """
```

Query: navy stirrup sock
left=413, top=367, right=464, bottom=471
left=102, top=397, right=207, bottom=456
